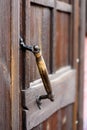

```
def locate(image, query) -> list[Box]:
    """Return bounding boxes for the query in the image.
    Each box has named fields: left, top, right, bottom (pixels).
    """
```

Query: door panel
left=20, top=0, right=78, bottom=130
left=30, top=5, right=51, bottom=82
left=0, top=0, right=84, bottom=130
left=55, top=12, right=70, bottom=69
left=22, top=67, right=76, bottom=129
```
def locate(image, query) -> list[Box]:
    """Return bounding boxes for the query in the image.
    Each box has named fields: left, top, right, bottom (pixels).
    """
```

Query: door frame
left=10, top=0, right=20, bottom=130
left=77, top=0, right=86, bottom=129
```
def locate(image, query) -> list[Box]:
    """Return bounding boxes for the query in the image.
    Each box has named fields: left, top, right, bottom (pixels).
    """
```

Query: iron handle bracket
left=20, top=37, right=54, bottom=109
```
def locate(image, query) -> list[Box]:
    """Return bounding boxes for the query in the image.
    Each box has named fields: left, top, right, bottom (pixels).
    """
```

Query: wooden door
left=0, top=0, right=85, bottom=130
left=20, top=0, right=78, bottom=130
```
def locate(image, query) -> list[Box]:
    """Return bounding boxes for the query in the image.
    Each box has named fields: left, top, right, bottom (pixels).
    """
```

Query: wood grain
left=20, top=0, right=80, bottom=130
left=43, top=112, right=59, bottom=130
left=55, top=12, right=70, bottom=69
left=52, top=2, right=73, bottom=130
left=0, top=0, right=11, bottom=130
left=72, top=0, right=79, bottom=130
left=11, top=0, right=20, bottom=129
left=30, top=0, right=72, bottom=13
left=56, top=1, right=72, bottom=13
left=22, top=67, right=76, bottom=130
left=29, top=5, right=51, bottom=82
left=34, top=52, right=53, bottom=98
left=30, top=0, right=54, bottom=8
left=78, top=0, right=86, bottom=129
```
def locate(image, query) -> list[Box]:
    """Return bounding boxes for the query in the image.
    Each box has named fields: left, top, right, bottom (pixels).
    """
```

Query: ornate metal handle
left=20, top=37, right=54, bottom=109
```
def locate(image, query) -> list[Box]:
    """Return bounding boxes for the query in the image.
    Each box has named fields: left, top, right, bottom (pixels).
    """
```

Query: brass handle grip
left=20, top=37, right=54, bottom=109
left=33, top=46, right=54, bottom=100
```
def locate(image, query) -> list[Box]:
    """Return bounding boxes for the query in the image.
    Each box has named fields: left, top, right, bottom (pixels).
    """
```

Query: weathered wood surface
left=30, top=0, right=72, bottom=13
left=54, top=3, right=73, bottom=129
left=11, top=0, right=20, bottom=130
left=30, top=0, right=54, bottom=8
left=55, top=12, right=70, bottom=70
left=20, top=0, right=79, bottom=130
left=0, top=0, right=11, bottom=130
left=78, top=0, right=86, bottom=129
left=22, top=67, right=76, bottom=129
left=72, top=0, right=79, bottom=130
left=30, top=66, right=71, bottom=86
left=29, top=5, right=51, bottom=82
left=56, top=1, right=72, bottom=13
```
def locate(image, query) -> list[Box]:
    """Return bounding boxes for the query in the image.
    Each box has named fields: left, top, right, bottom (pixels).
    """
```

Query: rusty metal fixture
left=20, top=37, right=54, bottom=109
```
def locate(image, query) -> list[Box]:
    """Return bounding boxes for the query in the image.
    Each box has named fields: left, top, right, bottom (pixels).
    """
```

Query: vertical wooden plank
left=55, top=12, right=70, bottom=70
left=66, top=105, right=73, bottom=130
left=68, top=2, right=73, bottom=65
left=56, top=12, right=70, bottom=130
left=11, top=0, right=20, bottom=130
left=43, top=112, right=58, bottom=130
left=57, top=110, right=62, bottom=130
left=54, top=7, right=73, bottom=130
left=54, top=19, right=71, bottom=130
left=55, top=12, right=63, bottom=68
left=52, top=1, right=62, bottom=129
left=62, top=12, right=73, bottom=130
left=0, top=0, right=11, bottom=130
left=29, top=5, right=51, bottom=82
left=42, top=8, right=51, bottom=73
left=61, top=105, right=73, bottom=130
left=25, top=0, right=31, bottom=88
left=78, top=0, right=86, bottom=129
left=72, top=0, right=79, bottom=130
left=52, top=0, right=68, bottom=130
left=51, top=0, right=57, bottom=72
left=61, top=108, right=67, bottom=130
left=20, top=0, right=26, bottom=90
left=30, top=5, right=40, bottom=82
left=68, top=1, right=76, bottom=129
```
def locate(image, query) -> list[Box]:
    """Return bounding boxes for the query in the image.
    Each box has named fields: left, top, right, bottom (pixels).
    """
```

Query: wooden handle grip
left=19, top=39, right=54, bottom=102
left=34, top=52, right=54, bottom=101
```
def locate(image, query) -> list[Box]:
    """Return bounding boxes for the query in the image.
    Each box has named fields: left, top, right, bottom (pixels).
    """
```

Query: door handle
left=20, top=37, right=54, bottom=109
